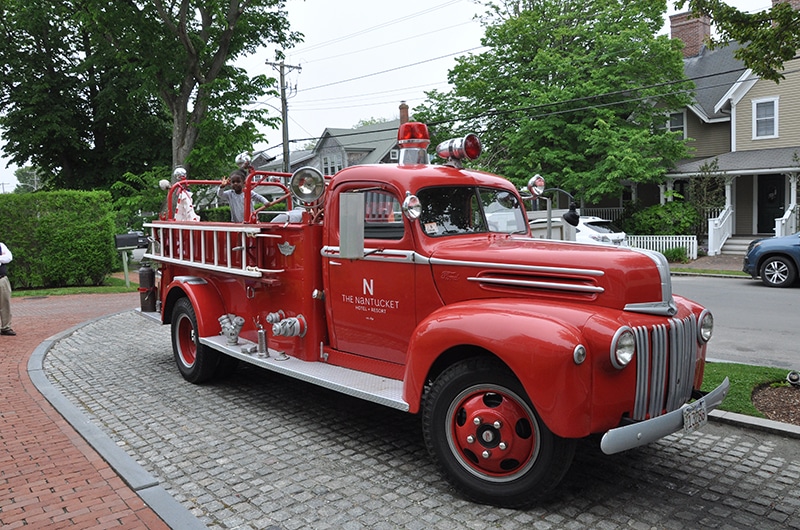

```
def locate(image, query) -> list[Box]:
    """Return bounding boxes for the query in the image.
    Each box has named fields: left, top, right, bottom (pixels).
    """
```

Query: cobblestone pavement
left=42, top=311, right=800, bottom=530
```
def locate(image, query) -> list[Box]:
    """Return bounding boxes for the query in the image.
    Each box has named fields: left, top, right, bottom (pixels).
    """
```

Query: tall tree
left=90, top=0, right=301, bottom=175
left=0, top=1, right=300, bottom=189
left=677, top=0, right=800, bottom=82
left=415, top=0, right=694, bottom=203
left=0, top=0, right=173, bottom=189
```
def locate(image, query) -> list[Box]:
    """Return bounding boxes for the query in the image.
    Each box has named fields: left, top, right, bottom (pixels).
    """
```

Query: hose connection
left=218, top=314, right=245, bottom=345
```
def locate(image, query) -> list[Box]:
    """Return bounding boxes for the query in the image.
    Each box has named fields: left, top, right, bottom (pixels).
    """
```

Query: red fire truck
left=143, top=122, right=728, bottom=508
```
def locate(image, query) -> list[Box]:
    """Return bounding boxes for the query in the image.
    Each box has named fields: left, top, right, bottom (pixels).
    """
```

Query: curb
left=709, top=409, right=800, bottom=439
left=27, top=311, right=208, bottom=530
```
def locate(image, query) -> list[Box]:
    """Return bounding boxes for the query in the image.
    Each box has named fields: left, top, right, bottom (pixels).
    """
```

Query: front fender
left=403, top=299, right=595, bottom=438
left=164, top=276, right=227, bottom=337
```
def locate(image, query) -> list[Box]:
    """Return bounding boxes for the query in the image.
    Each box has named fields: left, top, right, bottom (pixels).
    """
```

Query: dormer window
left=753, top=97, right=778, bottom=139
left=322, top=155, right=343, bottom=176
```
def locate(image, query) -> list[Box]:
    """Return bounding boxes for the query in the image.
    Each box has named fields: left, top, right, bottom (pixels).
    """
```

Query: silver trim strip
left=467, top=276, right=604, bottom=294
left=624, top=300, right=678, bottom=317
left=600, top=377, right=729, bottom=455
left=321, top=246, right=427, bottom=264
left=429, top=257, right=605, bottom=277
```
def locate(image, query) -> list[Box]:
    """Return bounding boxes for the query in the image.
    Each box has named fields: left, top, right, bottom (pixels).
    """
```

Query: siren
left=435, top=134, right=482, bottom=167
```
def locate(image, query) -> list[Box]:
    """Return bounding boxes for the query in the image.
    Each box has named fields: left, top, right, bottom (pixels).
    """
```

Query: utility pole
left=266, top=61, right=302, bottom=173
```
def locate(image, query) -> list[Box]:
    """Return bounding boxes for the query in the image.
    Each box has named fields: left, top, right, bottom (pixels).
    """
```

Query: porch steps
left=720, top=236, right=755, bottom=256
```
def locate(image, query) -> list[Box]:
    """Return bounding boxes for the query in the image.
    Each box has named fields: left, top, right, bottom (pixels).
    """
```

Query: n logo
left=363, top=278, right=373, bottom=296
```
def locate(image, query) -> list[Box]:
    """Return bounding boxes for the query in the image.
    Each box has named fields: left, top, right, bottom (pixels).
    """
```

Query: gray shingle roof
left=684, top=42, right=746, bottom=121
left=670, top=147, right=800, bottom=176
left=321, top=119, right=401, bottom=164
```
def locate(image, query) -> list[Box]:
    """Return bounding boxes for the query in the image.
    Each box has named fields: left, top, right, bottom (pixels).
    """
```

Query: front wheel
left=422, top=358, right=575, bottom=508
left=760, top=256, right=796, bottom=287
left=171, top=297, right=221, bottom=383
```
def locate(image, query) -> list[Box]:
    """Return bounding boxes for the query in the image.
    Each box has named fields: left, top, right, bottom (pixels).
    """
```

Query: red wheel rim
left=176, top=315, right=197, bottom=368
left=446, top=385, right=540, bottom=482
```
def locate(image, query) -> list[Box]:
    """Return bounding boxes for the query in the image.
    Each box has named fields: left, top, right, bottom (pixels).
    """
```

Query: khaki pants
left=0, top=276, right=12, bottom=330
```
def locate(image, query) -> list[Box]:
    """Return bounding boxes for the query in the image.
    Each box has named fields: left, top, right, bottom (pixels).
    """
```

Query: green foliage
left=626, top=201, right=700, bottom=236
left=414, top=0, right=694, bottom=201
left=661, top=247, right=689, bottom=263
left=701, top=362, right=790, bottom=418
left=12, top=166, right=46, bottom=193
left=0, top=0, right=172, bottom=190
left=201, top=207, right=232, bottom=223
left=0, top=1, right=300, bottom=190
left=0, top=191, right=116, bottom=288
left=679, top=0, right=800, bottom=82
left=110, top=167, right=173, bottom=232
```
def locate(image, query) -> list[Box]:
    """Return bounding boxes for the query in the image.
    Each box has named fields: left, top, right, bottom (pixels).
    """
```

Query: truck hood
left=426, top=236, right=676, bottom=316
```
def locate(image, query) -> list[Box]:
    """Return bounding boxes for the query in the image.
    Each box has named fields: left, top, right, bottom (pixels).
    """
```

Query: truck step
left=200, top=335, right=409, bottom=412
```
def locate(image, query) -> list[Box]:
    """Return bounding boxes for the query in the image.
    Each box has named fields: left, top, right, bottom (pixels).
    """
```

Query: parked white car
left=575, top=216, right=628, bottom=246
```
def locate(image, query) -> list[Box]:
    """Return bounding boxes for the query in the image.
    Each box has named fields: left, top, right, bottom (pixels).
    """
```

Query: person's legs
left=0, top=275, right=14, bottom=334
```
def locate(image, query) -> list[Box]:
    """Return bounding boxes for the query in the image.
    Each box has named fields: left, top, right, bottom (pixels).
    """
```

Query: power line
left=291, top=0, right=464, bottom=55
left=278, top=63, right=779, bottom=147
left=297, top=46, right=486, bottom=93
left=297, top=21, right=478, bottom=65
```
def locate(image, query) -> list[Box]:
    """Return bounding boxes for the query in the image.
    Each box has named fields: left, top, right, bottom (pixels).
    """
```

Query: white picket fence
left=627, top=235, right=698, bottom=260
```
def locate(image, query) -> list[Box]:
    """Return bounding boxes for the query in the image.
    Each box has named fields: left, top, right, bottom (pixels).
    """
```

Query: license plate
left=683, top=398, right=707, bottom=433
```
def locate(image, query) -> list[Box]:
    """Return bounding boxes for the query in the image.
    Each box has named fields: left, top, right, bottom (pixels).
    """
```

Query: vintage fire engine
left=143, top=122, right=729, bottom=508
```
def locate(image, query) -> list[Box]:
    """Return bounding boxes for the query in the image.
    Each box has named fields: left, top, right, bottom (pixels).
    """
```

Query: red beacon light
left=397, top=122, right=430, bottom=165
left=435, top=133, right=482, bottom=168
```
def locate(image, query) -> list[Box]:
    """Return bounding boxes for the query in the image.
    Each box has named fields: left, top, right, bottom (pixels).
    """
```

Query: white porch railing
left=775, top=202, right=798, bottom=237
left=707, top=206, right=733, bottom=256
left=627, top=235, right=698, bottom=260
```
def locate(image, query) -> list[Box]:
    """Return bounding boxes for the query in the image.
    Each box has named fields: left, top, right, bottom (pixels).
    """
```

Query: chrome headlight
left=610, top=327, right=635, bottom=369
left=698, top=309, right=713, bottom=344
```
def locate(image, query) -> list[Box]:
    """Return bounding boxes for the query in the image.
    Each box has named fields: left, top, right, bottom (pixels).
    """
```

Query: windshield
left=583, top=220, right=623, bottom=234
left=417, top=186, right=528, bottom=237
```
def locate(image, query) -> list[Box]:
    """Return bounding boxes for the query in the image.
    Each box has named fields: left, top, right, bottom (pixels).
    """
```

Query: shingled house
left=663, top=2, right=800, bottom=255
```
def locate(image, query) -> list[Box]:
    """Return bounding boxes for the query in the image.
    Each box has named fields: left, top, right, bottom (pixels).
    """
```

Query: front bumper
left=600, top=377, right=730, bottom=455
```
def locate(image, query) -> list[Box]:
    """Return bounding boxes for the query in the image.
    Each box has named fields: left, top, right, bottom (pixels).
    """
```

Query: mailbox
left=114, top=232, right=148, bottom=250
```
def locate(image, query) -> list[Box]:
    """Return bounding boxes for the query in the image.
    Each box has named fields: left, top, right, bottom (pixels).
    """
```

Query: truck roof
left=328, top=163, right=517, bottom=195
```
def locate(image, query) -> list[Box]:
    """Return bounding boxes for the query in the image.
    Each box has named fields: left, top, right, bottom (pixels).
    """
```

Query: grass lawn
left=12, top=275, right=139, bottom=297
left=701, top=362, right=791, bottom=418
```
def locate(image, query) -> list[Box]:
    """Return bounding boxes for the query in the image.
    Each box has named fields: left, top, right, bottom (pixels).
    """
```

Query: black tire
left=760, top=256, right=797, bottom=288
left=171, top=297, right=221, bottom=383
left=422, top=357, right=576, bottom=508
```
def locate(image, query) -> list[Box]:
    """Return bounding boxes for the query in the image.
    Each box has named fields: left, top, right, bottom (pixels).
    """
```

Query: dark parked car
left=742, top=232, right=800, bottom=287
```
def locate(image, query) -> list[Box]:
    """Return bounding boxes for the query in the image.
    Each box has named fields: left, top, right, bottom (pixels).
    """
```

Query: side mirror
left=527, top=174, right=545, bottom=198
left=562, top=202, right=580, bottom=227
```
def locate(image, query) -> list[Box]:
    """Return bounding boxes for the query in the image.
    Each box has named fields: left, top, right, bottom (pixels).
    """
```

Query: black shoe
left=1, top=328, right=16, bottom=336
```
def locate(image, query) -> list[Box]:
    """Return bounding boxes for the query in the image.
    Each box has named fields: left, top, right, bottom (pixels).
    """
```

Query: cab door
left=326, top=188, right=417, bottom=365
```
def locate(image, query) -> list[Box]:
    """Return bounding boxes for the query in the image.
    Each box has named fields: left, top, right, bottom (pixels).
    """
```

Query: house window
left=322, top=155, right=343, bottom=176
left=667, top=112, right=686, bottom=138
left=753, top=97, right=778, bottom=139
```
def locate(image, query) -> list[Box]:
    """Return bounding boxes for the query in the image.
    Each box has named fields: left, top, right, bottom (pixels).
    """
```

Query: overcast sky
left=0, top=0, right=772, bottom=191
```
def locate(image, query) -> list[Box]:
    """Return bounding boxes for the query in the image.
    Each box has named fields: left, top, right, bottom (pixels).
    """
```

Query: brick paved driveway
left=43, top=311, right=800, bottom=530
left=0, top=293, right=168, bottom=529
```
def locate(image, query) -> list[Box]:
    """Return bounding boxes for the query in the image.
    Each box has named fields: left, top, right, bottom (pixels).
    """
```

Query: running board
left=200, top=335, right=409, bottom=412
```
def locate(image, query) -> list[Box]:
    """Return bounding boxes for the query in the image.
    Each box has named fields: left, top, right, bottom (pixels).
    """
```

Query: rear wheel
left=760, top=256, right=796, bottom=287
left=422, top=357, right=575, bottom=508
left=171, top=297, right=221, bottom=383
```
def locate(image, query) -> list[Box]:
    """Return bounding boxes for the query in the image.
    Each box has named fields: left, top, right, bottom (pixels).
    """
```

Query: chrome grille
left=632, top=314, right=698, bottom=421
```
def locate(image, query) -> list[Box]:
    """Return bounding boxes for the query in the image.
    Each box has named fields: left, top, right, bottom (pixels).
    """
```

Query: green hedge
left=0, top=191, right=116, bottom=288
